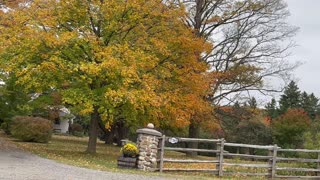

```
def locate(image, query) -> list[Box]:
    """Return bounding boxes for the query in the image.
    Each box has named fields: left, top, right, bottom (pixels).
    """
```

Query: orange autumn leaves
left=0, top=0, right=213, bottom=129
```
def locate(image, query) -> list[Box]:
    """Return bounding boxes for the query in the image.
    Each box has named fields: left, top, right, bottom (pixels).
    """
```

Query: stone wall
left=136, top=124, right=162, bottom=171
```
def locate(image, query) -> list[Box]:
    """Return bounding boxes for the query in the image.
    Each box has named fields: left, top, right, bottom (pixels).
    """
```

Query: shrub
left=10, top=116, right=53, bottom=143
left=1, top=119, right=11, bottom=135
left=70, top=123, right=83, bottom=132
left=272, top=108, right=311, bottom=149
left=121, top=143, right=139, bottom=157
left=70, top=123, right=84, bottom=136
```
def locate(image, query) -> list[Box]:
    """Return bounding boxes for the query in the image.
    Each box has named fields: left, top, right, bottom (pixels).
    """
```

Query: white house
left=52, top=107, right=75, bottom=133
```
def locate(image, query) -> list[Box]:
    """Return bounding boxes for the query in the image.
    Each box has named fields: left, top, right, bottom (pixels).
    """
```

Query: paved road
left=0, top=136, right=172, bottom=180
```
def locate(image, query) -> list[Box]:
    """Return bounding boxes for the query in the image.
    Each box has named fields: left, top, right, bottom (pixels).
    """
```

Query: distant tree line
left=215, top=80, right=320, bottom=153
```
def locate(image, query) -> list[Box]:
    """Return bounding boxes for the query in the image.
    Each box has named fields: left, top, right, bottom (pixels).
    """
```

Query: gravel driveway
left=0, top=136, right=172, bottom=180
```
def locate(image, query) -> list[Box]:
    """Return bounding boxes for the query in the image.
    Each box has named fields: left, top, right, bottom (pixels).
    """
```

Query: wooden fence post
left=159, top=135, right=165, bottom=173
left=269, top=144, right=278, bottom=179
left=216, top=139, right=220, bottom=173
left=317, top=152, right=320, bottom=176
left=218, top=138, right=225, bottom=177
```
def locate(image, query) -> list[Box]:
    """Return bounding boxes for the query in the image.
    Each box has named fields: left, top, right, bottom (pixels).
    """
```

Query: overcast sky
left=285, top=0, right=320, bottom=97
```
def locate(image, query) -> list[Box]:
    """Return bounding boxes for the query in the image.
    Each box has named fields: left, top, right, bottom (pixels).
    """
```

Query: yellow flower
left=121, top=143, right=139, bottom=157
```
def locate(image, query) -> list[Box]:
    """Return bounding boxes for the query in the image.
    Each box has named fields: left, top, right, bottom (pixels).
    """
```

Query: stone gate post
left=136, top=123, right=162, bottom=171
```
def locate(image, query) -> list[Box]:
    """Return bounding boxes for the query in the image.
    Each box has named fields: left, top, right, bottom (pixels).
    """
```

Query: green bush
left=70, top=123, right=84, bottom=136
left=1, top=119, right=11, bottom=135
left=72, top=131, right=84, bottom=137
left=272, top=109, right=311, bottom=149
left=70, top=123, right=83, bottom=132
left=10, top=116, right=53, bottom=143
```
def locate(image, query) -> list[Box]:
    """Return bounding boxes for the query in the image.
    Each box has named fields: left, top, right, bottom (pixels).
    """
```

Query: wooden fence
left=158, top=135, right=320, bottom=179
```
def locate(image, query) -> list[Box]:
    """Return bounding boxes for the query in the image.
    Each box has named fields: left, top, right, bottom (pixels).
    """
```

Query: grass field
left=0, top=133, right=222, bottom=180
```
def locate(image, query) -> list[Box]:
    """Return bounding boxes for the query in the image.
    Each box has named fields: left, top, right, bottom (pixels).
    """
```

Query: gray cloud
left=285, top=0, right=320, bottom=96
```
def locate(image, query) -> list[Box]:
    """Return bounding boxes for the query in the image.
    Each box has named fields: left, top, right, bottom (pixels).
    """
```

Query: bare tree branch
left=174, top=0, right=299, bottom=104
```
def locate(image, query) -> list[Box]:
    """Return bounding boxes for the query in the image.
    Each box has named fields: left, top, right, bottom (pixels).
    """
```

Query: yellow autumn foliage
left=0, top=0, right=213, bottom=130
left=120, top=143, right=139, bottom=158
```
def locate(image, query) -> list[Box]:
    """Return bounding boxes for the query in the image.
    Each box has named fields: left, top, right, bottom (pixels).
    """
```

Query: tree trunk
left=86, top=106, right=99, bottom=153
left=116, top=120, right=128, bottom=146
left=68, top=119, right=72, bottom=134
left=97, top=119, right=114, bottom=144
left=97, top=117, right=128, bottom=146
left=187, top=121, right=200, bottom=157
left=103, top=129, right=115, bottom=144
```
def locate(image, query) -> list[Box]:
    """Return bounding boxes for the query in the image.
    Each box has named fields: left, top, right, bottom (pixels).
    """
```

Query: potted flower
left=117, top=142, right=139, bottom=168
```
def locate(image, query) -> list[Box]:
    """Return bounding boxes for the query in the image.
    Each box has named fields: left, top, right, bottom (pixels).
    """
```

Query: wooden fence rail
left=158, top=136, right=320, bottom=179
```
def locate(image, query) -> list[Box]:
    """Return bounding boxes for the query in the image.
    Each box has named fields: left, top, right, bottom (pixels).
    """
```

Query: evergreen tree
left=309, top=93, right=319, bottom=118
left=279, top=81, right=301, bottom=114
left=248, top=97, right=258, bottom=109
left=301, top=92, right=319, bottom=119
left=265, top=98, right=278, bottom=119
left=234, top=101, right=241, bottom=109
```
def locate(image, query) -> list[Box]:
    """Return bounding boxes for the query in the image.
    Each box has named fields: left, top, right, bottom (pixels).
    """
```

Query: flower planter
left=117, top=156, right=138, bottom=168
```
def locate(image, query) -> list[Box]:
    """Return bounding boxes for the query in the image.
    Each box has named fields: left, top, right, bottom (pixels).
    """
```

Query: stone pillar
left=136, top=123, right=162, bottom=171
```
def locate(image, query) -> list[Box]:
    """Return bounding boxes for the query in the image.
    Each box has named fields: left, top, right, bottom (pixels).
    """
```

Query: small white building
left=52, top=107, right=75, bottom=133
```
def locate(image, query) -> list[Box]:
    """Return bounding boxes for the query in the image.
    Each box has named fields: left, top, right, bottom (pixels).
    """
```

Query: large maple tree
left=0, top=0, right=212, bottom=153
